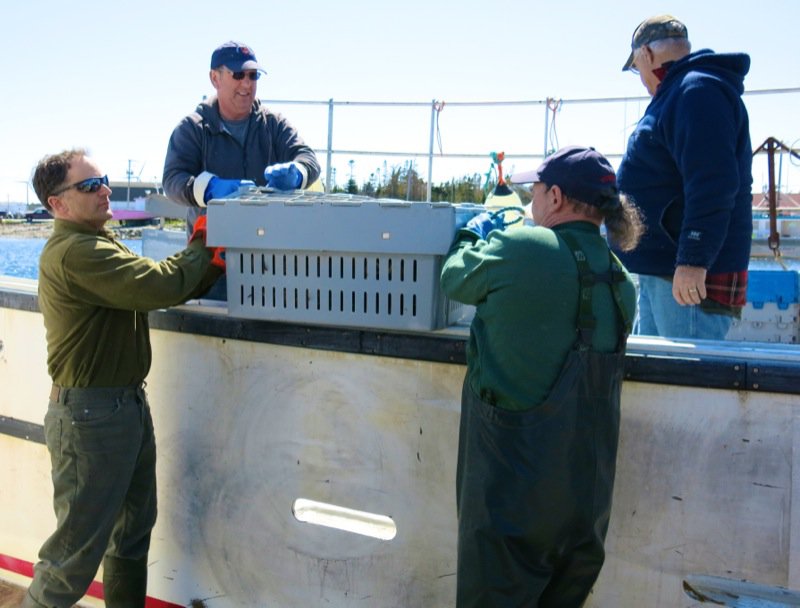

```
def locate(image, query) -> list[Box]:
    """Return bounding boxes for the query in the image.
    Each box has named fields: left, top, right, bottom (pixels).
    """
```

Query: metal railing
left=265, top=87, right=800, bottom=201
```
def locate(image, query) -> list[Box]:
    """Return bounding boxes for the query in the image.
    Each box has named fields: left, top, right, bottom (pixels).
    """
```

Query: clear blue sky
left=1, top=0, right=798, bottom=205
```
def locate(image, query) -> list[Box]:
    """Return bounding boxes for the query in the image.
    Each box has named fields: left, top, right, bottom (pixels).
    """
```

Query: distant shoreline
left=0, top=222, right=53, bottom=238
left=0, top=221, right=147, bottom=239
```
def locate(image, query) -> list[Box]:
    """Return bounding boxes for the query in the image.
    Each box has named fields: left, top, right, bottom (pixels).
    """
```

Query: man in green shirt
left=441, top=146, right=644, bottom=607
left=22, top=149, right=222, bottom=608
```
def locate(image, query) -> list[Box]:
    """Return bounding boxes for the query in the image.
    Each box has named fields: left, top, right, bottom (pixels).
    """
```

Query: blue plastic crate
left=747, top=270, right=799, bottom=310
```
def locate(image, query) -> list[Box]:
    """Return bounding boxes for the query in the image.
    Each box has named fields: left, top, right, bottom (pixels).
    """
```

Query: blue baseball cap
left=210, top=41, right=266, bottom=73
left=509, top=146, right=619, bottom=207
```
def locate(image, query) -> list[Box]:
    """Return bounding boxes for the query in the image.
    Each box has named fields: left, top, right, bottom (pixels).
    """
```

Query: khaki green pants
left=25, top=385, right=157, bottom=608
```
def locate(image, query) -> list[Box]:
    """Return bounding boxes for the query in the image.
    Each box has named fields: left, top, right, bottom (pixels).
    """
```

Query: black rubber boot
left=102, top=556, right=148, bottom=608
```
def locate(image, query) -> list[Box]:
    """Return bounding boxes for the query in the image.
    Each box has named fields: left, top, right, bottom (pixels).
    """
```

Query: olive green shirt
left=38, top=219, right=221, bottom=387
left=440, top=221, right=636, bottom=411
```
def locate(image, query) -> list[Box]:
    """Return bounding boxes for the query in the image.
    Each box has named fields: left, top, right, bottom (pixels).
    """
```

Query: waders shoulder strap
left=557, top=232, right=631, bottom=349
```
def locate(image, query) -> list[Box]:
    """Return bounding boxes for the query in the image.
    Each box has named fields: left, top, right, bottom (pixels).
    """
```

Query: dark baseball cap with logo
left=210, top=41, right=266, bottom=73
left=509, top=146, right=619, bottom=208
left=622, top=14, right=688, bottom=71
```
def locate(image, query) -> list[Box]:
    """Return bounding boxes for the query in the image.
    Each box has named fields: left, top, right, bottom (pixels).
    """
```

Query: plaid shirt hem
left=704, top=270, right=748, bottom=310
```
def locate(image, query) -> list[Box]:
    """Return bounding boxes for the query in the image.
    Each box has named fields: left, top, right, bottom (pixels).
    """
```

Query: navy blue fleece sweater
left=614, top=49, right=753, bottom=276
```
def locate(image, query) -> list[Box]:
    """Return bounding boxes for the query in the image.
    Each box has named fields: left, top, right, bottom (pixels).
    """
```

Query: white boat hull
left=1, top=294, right=799, bottom=606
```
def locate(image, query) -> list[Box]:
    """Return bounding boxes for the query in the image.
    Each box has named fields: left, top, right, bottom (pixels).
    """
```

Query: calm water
left=0, top=236, right=796, bottom=281
left=0, top=237, right=142, bottom=280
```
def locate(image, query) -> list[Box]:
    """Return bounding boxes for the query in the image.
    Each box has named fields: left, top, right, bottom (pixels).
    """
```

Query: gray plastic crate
left=206, top=190, right=472, bottom=331
left=726, top=302, right=800, bottom=344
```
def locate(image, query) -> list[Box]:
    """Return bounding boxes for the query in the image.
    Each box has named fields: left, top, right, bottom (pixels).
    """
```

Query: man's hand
left=204, top=177, right=254, bottom=203
left=189, top=215, right=226, bottom=271
left=454, top=204, right=485, bottom=230
left=208, top=248, right=226, bottom=271
left=264, top=162, right=303, bottom=190
left=462, top=212, right=503, bottom=240
left=673, top=265, right=707, bottom=305
left=189, top=214, right=209, bottom=244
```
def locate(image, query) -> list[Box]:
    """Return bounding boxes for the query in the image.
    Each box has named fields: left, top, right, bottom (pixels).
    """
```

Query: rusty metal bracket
left=752, top=137, right=800, bottom=262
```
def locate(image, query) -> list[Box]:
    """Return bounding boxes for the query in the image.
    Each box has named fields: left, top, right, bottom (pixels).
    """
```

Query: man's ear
left=47, top=196, right=64, bottom=215
left=640, top=44, right=654, bottom=69
left=549, top=184, right=566, bottom=209
left=209, top=69, right=220, bottom=90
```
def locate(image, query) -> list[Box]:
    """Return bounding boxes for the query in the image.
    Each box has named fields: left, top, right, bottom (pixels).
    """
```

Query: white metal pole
left=543, top=98, right=550, bottom=158
left=325, top=99, right=334, bottom=192
left=427, top=99, right=436, bottom=202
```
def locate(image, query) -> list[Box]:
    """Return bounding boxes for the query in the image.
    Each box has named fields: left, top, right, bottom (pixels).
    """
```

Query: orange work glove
left=189, top=215, right=226, bottom=271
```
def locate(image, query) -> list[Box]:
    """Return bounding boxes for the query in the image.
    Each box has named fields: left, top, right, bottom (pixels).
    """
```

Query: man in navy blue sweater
left=615, top=15, right=753, bottom=340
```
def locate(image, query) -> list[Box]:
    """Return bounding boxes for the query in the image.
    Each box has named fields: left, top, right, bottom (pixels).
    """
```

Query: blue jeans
left=635, top=275, right=732, bottom=340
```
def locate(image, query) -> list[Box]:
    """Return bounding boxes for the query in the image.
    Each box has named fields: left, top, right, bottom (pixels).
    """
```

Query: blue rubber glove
left=204, top=177, right=254, bottom=203
left=454, top=204, right=486, bottom=230
left=264, top=162, right=303, bottom=190
left=462, top=212, right=503, bottom=240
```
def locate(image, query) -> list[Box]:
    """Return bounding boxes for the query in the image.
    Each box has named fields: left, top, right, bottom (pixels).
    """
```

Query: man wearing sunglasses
left=21, top=149, right=222, bottom=608
left=615, top=15, right=753, bottom=340
left=162, top=41, right=320, bottom=296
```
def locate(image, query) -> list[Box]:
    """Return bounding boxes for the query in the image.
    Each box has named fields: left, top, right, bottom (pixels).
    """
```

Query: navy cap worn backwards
left=509, top=146, right=619, bottom=208
left=210, top=41, right=266, bottom=73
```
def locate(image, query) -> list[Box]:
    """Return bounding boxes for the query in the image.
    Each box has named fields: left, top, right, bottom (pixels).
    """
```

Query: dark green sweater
left=38, top=220, right=220, bottom=387
left=441, top=221, right=636, bottom=411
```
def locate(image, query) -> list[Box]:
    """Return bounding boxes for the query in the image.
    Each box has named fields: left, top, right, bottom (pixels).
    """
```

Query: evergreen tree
left=329, top=162, right=496, bottom=204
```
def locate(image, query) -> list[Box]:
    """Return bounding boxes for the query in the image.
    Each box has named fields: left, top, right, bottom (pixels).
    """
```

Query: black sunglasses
left=223, top=68, right=260, bottom=81
left=53, top=175, right=109, bottom=196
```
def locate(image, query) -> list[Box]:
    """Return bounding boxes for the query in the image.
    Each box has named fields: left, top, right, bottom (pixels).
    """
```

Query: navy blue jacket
left=163, top=97, right=320, bottom=231
left=614, top=49, right=753, bottom=276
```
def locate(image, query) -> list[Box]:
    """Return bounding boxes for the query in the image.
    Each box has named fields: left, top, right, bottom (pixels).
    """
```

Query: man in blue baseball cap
left=206, top=41, right=268, bottom=122
left=163, top=41, right=320, bottom=299
left=442, top=146, right=643, bottom=607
